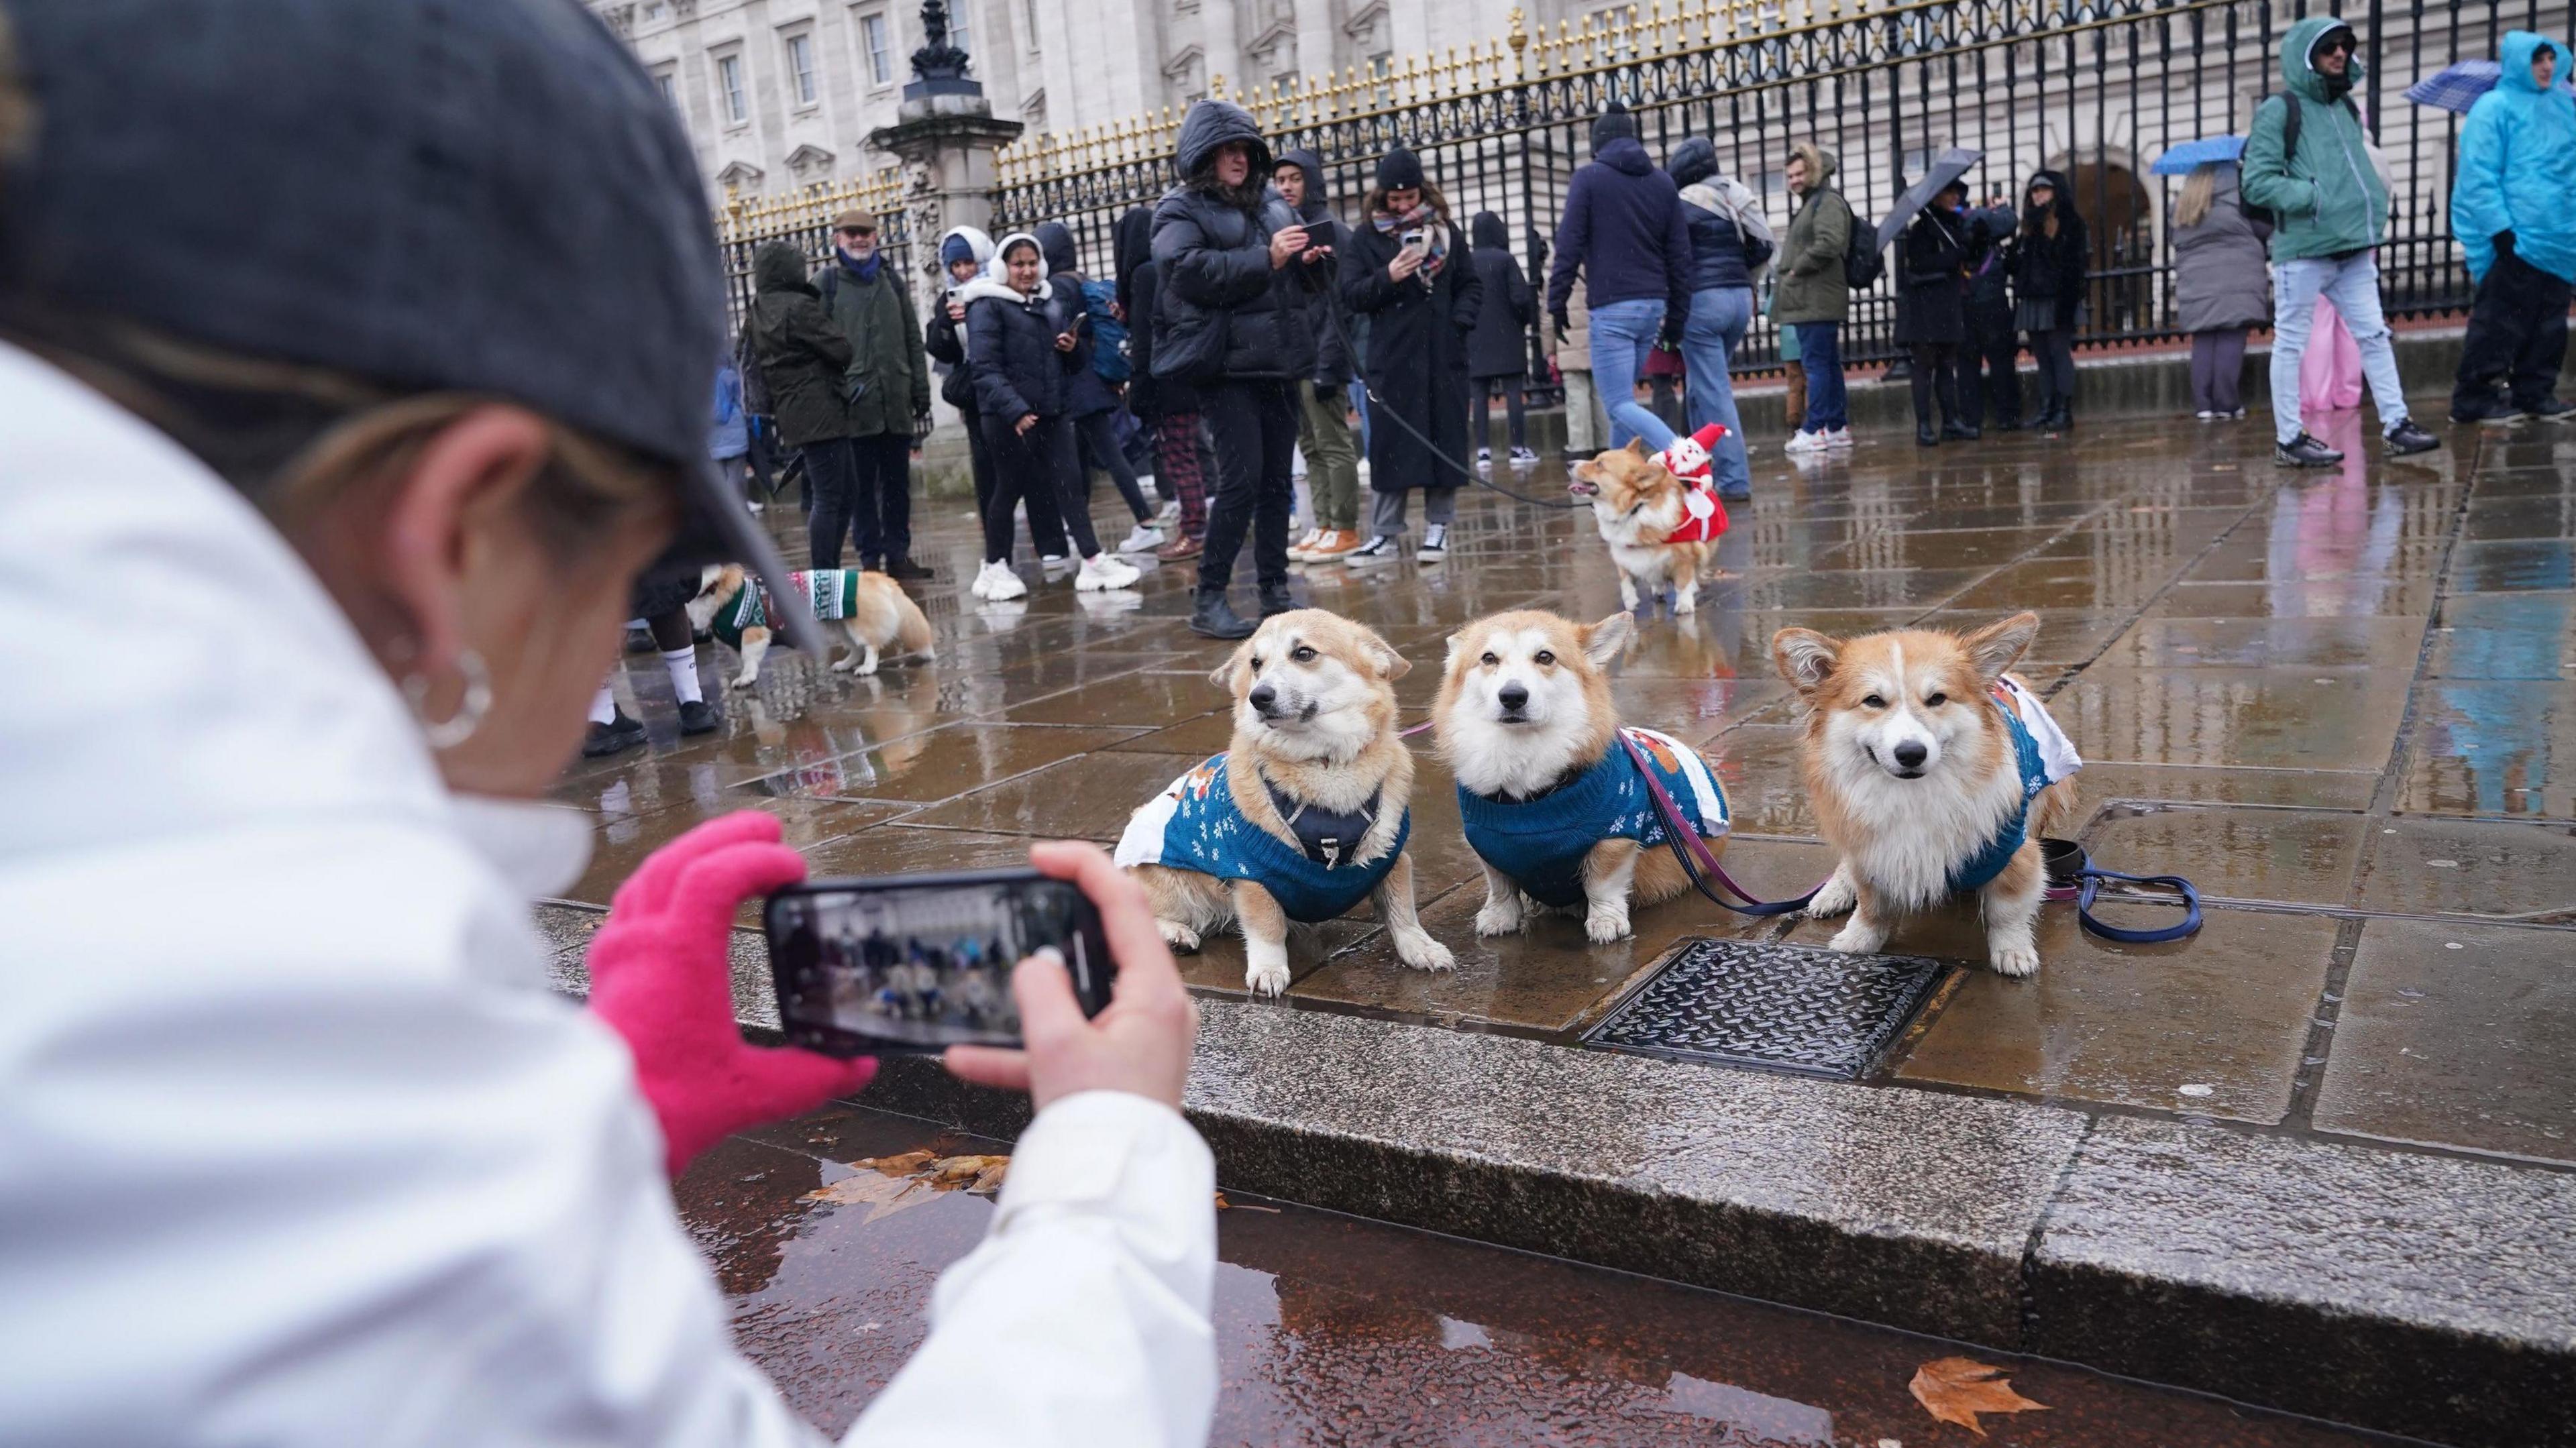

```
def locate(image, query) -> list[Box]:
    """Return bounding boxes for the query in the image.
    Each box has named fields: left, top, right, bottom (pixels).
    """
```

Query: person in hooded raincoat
left=1548, top=101, right=1695, bottom=448
left=1464, top=211, right=1538, bottom=469
left=1273, top=148, right=1367, bottom=564
left=1339, top=147, right=1482, bottom=565
left=2449, top=30, right=2576, bottom=424
left=925, top=225, right=1068, bottom=563
left=1035, top=221, right=1163, bottom=553
left=2241, top=13, right=2440, bottom=465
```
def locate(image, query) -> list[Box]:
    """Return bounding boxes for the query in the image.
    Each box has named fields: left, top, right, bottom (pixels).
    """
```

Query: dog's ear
left=1208, top=637, right=1256, bottom=691
left=1580, top=612, right=1633, bottom=666
left=1771, top=628, right=1841, bottom=695
left=1963, top=612, right=2040, bottom=683
left=1623, top=437, right=1652, bottom=458
left=1443, top=628, right=1469, bottom=668
left=1362, top=632, right=1411, bottom=681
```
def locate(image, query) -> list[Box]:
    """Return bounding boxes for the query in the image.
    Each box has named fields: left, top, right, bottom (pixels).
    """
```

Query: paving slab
left=2396, top=677, right=2576, bottom=820
left=2072, top=762, right=2380, bottom=811
left=2050, top=665, right=2410, bottom=772
left=2094, top=615, right=2430, bottom=671
left=2314, top=917, right=2576, bottom=1164
left=2080, top=803, right=2368, bottom=907
left=2426, top=593, right=2576, bottom=678
left=734, top=722, right=1151, bottom=803
left=2027, top=1114, right=2576, bottom=1448
left=2351, top=816, right=2576, bottom=919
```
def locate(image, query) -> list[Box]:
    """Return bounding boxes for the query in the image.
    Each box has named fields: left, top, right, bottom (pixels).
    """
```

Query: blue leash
left=2041, top=839, right=2203, bottom=944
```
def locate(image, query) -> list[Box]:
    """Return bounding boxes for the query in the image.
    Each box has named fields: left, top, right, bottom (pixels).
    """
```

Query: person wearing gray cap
left=0, top=2, right=1216, bottom=1444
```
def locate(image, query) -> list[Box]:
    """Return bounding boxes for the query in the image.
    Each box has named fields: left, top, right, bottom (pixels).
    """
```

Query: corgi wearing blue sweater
left=1435, top=610, right=1731, bottom=945
left=1118, top=610, right=1454, bottom=997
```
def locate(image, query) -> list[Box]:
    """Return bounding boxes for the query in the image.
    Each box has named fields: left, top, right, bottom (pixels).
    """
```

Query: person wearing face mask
left=2241, top=15, right=2440, bottom=465
left=0, top=4, right=1216, bottom=1443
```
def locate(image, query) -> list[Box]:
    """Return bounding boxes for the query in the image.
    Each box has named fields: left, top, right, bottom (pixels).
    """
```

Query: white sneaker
left=1476, top=447, right=1493, bottom=470
left=1415, top=522, right=1449, bottom=563
left=1823, top=427, right=1854, bottom=449
left=1509, top=446, right=1539, bottom=467
left=2195, top=410, right=2218, bottom=421
left=1119, top=523, right=1165, bottom=553
left=975, top=560, right=1028, bottom=602
left=1783, top=429, right=1825, bottom=455
left=1347, top=533, right=1401, bottom=563
left=1074, top=553, right=1140, bottom=591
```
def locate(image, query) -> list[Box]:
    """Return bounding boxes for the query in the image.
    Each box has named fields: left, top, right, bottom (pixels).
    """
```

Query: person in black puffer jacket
left=1150, top=99, right=1324, bottom=638
left=925, top=225, right=1068, bottom=561
left=2004, top=170, right=2089, bottom=430
left=1120, top=205, right=1213, bottom=560
left=1464, top=211, right=1536, bottom=467
left=1036, top=221, right=1160, bottom=551
left=964, top=233, right=1138, bottom=598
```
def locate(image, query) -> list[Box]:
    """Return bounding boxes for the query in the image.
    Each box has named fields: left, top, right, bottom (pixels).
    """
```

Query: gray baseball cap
left=0, top=0, right=821, bottom=648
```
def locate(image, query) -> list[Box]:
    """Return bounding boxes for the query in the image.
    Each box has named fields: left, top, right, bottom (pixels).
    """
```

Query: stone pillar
left=867, top=0, right=1024, bottom=488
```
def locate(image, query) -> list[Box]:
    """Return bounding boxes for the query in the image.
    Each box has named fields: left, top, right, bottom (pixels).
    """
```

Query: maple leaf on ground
left=1909, top=1357, right=2048, bottom=1436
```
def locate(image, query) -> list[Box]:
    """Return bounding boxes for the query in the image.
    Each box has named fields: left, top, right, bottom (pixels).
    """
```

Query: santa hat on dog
left=1656, top=423, right=1729, bottom=545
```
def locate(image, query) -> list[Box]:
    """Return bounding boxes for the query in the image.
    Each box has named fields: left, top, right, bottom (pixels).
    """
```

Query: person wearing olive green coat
left=2239, top=14, right=2438, bottom=464
left=815, top=209, right=936, bottom=577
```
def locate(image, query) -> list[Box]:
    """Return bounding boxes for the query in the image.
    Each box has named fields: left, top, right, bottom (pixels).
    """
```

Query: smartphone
left=1400, top=227, right=1428, bottom=252
left=764, top=869, right=1114, bottom=1056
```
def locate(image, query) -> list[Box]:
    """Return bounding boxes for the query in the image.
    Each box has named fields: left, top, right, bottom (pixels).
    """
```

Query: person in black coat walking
left=1120, top=205, right=1212, bottom=561
left=1464, top=211, right=1536, bottom=467
left=963, top=233, right=1138, bottom=598
left=1150, top=100, right=1325, bottom=638
left=2005, top=170, right=2088, bottom=430
left=1340, top=148, right=1482, bottom=565
left=1897, top=180, right=1976, bottom=445
left=1036, top=221, right=1161, bottom=553
left=1961, top=192, right=2022, bottom=431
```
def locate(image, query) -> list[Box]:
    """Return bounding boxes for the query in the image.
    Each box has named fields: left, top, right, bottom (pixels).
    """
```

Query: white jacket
left=0, top=340, right=1218, bottom=1447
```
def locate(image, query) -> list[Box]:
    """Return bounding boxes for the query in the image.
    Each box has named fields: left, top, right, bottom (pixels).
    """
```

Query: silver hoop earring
left=402, top=648, right=492, bottom=751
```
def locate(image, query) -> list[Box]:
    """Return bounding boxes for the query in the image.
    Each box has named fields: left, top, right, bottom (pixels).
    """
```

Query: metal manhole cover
left=1583, top=938, right=1950, bottom=1080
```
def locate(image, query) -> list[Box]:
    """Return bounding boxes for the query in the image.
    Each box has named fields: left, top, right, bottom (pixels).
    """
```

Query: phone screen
left=764, top=869, right=1113, bottom=1056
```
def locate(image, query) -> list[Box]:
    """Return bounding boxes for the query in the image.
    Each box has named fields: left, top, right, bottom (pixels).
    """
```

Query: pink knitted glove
left=586, top=811, right=877, bottom=1176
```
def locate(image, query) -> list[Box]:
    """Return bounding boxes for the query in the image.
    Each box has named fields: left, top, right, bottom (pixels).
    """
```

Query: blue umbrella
left=2406, top=58, right=2576, bottom=111
left=2152, top=135, right=2245, bottom=176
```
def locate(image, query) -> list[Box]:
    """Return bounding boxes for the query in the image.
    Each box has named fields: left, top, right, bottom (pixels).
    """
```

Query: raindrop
left=2178, top=1083, right=2216, bottom=1098
left=2446, top=942, right=2465, bottom=950
left=2426, top=858, right=2460, bottom=868
left=2383, top=828, right=2398, bottom=834
left=2313, top=677, right=2333, bottom=685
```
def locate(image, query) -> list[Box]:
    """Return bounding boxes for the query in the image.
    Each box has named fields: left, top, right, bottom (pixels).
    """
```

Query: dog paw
left=1393, top=930, right=1456, bottom=972
left=731, top=671, right=759, bottom=689
left=1244, top=959, right=1292, bottom=997
left=1473, top=897, right=1525, bottom=937
left=1618, top=582, right=1642, bottom=612
left=1673, top=585, right=1699, bottom=613
left=1583, top=903, right=1632, bottom=944
left=1805, top=875, right=1857, bottom=919
left=1990, top=939, right=2041, bottom=978
left=1827, top=921, right=1886, bottom=955
left=855, top=660, right=879, bottom=677
left=1157, top=919, right=1201, bottom=953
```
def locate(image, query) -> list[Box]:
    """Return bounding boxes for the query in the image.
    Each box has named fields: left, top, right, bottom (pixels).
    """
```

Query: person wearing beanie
left=1340, top=147, right=1482, bottom=564
left=1546, top=101, right=1695, bottom=449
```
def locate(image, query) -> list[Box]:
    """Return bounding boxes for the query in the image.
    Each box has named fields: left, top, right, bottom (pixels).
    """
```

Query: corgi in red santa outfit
left=1567, top=415, right=1731, bottom=614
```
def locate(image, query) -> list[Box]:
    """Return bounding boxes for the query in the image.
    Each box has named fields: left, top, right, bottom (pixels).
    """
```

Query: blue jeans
left=2270, top=251, right=2410, bottom=444
left=1792, top=322, right=1847, bottom=432
left=1681, top=286, right=1755, bottom=494
left=1589, top=298, right=1666, bottom=447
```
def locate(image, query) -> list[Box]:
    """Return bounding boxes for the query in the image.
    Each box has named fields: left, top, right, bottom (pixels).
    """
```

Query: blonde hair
left=7, top=312, right=676, bottom=557
left=2175, top=164, right=2220, bottom=229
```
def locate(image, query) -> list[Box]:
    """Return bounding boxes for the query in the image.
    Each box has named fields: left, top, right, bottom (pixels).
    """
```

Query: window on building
left=715, top=52, right=747, bottom=123
left=642, top=1, right=665, bottom=18
left=947, top=0, right=973, bottom=55
left=653, top=66, right=678, bottom=105
left=860, top=12, right=892, bottom=85
left=1367, top=52, right=1392, bottom=106
left=785, top=32, right=817, bottom=105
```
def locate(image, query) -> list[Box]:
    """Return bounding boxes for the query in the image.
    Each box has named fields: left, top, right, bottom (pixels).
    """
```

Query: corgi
left=1771, top=613, right=2084, bottom=978
left=1567, top=432, right=1726, bottom=614
left=684, top=563, right=936, bottom=686
left=1435, top=609, right=1732, bottom=944
left=1115, top=610, right=1454, bottom=997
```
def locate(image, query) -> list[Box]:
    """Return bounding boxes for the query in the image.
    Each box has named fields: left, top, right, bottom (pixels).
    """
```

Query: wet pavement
left=682, top=1102, right=2402, bottom=1447
left=556, top=405, right=2576, bottom=1166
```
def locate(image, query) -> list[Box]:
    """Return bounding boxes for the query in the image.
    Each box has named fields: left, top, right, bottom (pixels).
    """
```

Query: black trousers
left=800, top=436, right=861, bottom=571
left=1963, top=309, right=2021, bottom=427
left=1909, top=342, right=1962, bottom=427
left=2455, top=249, right=2573, bottom=412
left=2027, top=328, right=2076, bottom=411
left=978, top=414, right=1081, bottom=563
left=1073, top=408, right=1154, bottom=524
left=960, top=400, right=1067, bottom=558
left=1474, top=378, right=1527, bottom=450
left=1197, top=379, right=1299, bottom=596
left=847, top=432, right=914, bottom=567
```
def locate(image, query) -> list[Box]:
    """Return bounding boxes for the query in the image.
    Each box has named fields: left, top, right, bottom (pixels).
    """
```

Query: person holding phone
left=1340, top=147, right=1481, bottom=565
left=0, top=4, right=1211, bottom=1443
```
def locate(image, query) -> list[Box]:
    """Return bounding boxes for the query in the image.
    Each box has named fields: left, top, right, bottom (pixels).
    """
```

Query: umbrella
left=2406, top=58, right=2576, bottom=111
left=1875, top=146, right=1983, bottom=252
left=2152, top=135, right=2245, bottom=176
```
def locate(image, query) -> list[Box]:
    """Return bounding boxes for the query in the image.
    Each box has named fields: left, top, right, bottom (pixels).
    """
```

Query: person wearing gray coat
left=2171, top=163, right=2273, bottom=418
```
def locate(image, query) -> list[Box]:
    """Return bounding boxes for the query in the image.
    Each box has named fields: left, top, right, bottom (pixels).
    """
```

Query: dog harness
left=1947, top=677, right=2085, bottom=893
left=1455, top=727, right=1730, bottom=909
left=1113, top=755, right=1410, bottom=923
left=708, top=570, right=863, bottom=650
left=1653, top=425, right=1730, bottom=545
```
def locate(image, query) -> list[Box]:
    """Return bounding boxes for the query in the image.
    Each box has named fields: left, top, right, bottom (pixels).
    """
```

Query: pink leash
left=1617, top=733, right=1830, bottom=917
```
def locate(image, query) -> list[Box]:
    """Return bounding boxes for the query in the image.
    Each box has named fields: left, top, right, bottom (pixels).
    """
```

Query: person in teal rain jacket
left=2449, top=30, right=2576, bottom=423
left=2241, top=13, right=2440, bottom=465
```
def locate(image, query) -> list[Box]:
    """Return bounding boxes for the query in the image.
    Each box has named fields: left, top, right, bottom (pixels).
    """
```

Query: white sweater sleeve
left=842, top=1091, right=1218, bottom=1448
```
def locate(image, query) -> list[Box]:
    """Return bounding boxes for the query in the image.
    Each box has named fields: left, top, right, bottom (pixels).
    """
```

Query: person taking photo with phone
left=1339, top=148, right=1482, bottom=565
left=0, top=3, right=1212, bottom=1443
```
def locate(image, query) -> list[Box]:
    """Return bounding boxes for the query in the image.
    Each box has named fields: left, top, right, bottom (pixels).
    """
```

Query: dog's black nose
left=1892, top=741, right=1929, bottom=769
left=1497, top=683, right=1529, bottom=712
left=1248, top=683, right=1277, bottom=712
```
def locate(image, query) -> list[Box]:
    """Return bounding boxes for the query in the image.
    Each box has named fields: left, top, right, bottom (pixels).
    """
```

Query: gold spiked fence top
left=718, top=168, right=910, bottom=248
left=990, top=0, right=1872, bottom=188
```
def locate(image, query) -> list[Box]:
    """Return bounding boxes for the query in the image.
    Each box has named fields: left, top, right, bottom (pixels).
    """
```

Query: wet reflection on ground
left=681, top=1104, right=2387, bottom=1447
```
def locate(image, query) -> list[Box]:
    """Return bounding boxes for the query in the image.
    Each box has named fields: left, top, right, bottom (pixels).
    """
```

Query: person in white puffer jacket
left=0, top=2, right=1216, bottom=1445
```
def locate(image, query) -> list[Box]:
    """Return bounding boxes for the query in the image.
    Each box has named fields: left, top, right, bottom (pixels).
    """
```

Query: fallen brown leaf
left=850, top=1150, right=936, bottom=1176
left=1214, top=1192, right=1230, bottom=1210
left=1909, top=1357, right=2047, bottom=1437
left=803, top=1170, right=938, bottom=1223
left=969, top=1160, right=1009, bottom=1194
left=928, top=1154, right=1007, bottom=1186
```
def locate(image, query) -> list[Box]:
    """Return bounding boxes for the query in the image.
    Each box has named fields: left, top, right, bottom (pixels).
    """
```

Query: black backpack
left=2241, top=90, right=2359, bottom=229
left=1839, top=194, right=1884, bottom=290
